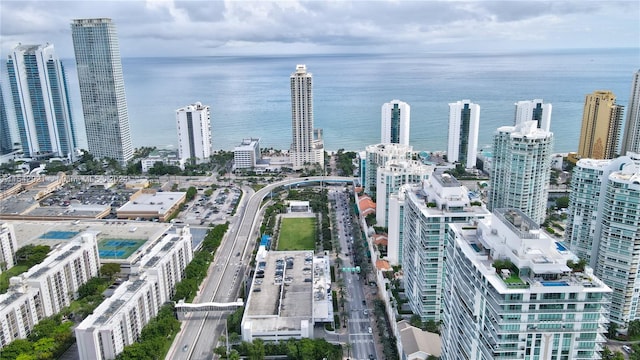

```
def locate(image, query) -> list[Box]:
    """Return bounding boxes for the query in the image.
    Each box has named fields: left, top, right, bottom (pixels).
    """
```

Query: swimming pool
left=555, top=242, right=568, bottom=252
left=541, top=281, right=569, bottom=286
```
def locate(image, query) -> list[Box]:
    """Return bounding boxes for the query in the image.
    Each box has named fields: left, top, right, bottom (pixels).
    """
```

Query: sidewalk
left=363, top=282, right=385, bottom=360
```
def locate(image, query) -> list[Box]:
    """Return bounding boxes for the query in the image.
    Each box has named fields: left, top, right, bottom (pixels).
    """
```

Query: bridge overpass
left=174, top=299, right=244, bottom=320
left=168, top=175, right=356, bottom=359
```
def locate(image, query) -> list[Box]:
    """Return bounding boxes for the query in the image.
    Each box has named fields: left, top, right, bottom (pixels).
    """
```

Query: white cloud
left=0, top=0, right=638, bottom=58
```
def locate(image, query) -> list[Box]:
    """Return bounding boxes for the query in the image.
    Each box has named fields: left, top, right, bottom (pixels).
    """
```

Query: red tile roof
left=358, top=195, right=376, bottom=216
left=376, top=259, right=392, bottom=271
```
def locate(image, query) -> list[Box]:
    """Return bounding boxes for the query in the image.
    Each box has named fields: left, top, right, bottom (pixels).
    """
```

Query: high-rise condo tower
left=71, top=18, right=133, bottom=164
left=621, top=70, right=640, bottom=155
left=399, top=176, right=490, bottom=321
left=447, top=100, right=480, bottom=168
left=577, top=90, right=623, bottom=160
left=381, top=100, right=410, bottom=145
left=442, top=209, right=611, bottom=359
left=6, top=43, right=78, bottom=160
left=0, top=81, right=15, bottom=155
left=565, top=155, right=640, bottom=326
left=514, top=99, right=552, bottom=132
left=489, top=120, right=553, bottom=224
left=176, top=102, right=212, bottom=164
left=290, top=64, right=324, bottom=170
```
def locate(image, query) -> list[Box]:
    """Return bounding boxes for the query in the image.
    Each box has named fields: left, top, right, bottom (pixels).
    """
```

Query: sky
left=0, top=0, right=639, bottom=59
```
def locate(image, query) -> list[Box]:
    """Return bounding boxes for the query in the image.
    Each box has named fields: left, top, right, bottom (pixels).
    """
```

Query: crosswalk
left=347, top=338, right=373, bottom=344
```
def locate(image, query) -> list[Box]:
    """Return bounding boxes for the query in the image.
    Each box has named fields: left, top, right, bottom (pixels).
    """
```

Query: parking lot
left=177, top=186, right=241, bottom=226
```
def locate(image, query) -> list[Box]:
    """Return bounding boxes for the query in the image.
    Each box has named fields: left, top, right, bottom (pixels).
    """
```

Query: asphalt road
left=168, top=185, right=255, bottom=360
left=167, top=176, right=354, bottom=360
left=329, top=189, right=378, bottom=360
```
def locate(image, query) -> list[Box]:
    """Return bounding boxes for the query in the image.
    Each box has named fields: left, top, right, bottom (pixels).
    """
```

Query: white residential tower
left=447, top=100, right=479, bottom=168
left=381, top=100, right=410, bottom=145
left=176, top=102, right=212, bottom=164
left=514, top=99, right=552, bottom=132
left=489, top=120, right=553, bottom=224
left=400, top=174, right=490, bottom=320
left=442, top=209, right=611, bottom=359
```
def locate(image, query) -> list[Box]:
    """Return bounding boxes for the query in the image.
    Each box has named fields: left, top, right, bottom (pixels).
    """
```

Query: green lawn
left=504, top=274, right=525, bottom=284
left=278, top=217, right=316, bottom=250
left=503, top=275, right=529, bottom=288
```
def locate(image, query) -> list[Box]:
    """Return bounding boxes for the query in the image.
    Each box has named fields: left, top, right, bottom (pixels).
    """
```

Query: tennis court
left=98, top=238, right=146, bottom=259
left=39, top=231, right=79, bottom=240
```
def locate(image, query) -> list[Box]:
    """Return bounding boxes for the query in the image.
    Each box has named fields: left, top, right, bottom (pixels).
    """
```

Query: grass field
left=278, top=217, right=316, bottom=250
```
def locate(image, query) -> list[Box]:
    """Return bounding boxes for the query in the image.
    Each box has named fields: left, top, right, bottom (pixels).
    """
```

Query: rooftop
left=402, top=182, right=489, bottom=218
left=450, top=216, right=611, bottom=294
left=366, top=143, right=413, bottom=154
left=245, top=251, right=314, bottom=332
left=117, top=191, right=185, bottom=214
left=8, top=220, right=172, bottom=266
left=497, top=120, right=553, bottom=139
left=357, top=195, right=376, bottom=216
left=138, top=228, right=190, bottom=270
left=235, top=138, right=260, bottom=151
left=609, top=163, right=640, bottom=184
left=16, top=232, right=96, bottom=283
left=433, top=173, right=460, bottom=187
left=78, top=274, right=154, bottom=329
left=397, top=320, right=441, bottom=357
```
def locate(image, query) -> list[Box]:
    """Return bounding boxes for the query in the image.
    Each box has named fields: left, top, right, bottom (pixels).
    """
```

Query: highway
left=167, top=176, right=354, bottom=360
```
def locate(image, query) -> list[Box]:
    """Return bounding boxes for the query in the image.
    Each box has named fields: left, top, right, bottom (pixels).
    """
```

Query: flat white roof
left=118, top=191, right=185, bottom=214
left=244, top=251, right=315, bottom=332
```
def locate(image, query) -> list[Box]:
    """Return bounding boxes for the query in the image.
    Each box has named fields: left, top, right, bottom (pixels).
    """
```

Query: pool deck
left=7, top=220, right=171, bottom=251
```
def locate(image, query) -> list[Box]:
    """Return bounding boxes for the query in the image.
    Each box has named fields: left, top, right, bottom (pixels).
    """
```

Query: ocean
left=62, top=48, right=639, bottom=154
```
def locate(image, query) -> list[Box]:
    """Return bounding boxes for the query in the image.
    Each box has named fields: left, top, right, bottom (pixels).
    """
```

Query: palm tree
left=344, top=342, right=352, bottom=358
left=341, top=310, right=349, bottom=328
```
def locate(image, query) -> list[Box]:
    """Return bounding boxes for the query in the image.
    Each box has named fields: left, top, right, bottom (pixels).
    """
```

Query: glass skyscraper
left=6, top=43, right=78, bottom=159
left=71, top=18, right=133, bottom=164
left=621, top=70, right=640, bottom=155
left=0, top=81, right=13, bottom=155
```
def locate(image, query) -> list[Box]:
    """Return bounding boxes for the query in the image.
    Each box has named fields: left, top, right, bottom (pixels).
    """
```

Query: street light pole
left=225, top=317, right=229, bottom=355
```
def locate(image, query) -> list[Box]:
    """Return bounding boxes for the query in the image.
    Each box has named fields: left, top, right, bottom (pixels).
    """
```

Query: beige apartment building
left=577, top=90, right=624, bottom=160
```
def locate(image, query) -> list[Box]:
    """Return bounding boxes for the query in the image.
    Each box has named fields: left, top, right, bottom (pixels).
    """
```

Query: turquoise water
left=555, top=242, right=568, bottom=252
left=60, top=48, right=639, bottom=153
